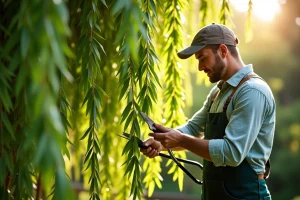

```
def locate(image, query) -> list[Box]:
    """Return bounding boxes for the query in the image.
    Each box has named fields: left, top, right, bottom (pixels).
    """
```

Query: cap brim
left=177, top=45, right=206, bottom=59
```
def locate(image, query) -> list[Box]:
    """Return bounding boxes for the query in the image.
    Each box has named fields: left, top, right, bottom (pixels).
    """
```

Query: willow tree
left=0, top=0, right=254, bottom=199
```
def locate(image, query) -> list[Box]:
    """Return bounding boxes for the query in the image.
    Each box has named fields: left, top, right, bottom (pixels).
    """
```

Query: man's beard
left=209, top=53, right=225, bottom=83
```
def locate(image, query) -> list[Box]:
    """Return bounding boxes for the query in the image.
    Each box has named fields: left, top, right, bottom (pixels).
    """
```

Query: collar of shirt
left=217, top=64, right=254, bottom=90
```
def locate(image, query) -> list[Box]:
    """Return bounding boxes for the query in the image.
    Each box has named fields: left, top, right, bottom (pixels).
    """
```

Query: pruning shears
left=118, top=112, right=203, bottom=185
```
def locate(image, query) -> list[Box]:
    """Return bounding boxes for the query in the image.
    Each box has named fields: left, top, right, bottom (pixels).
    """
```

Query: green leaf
left=92, top=2, right=97, bottom=12
left=89, top=14, right=93, bottom=29
left=93, top=104, right=98, bottom=129
left=123, top=111, right=134, bottom=131
left=119, top=79, right=130, bottom=100
left=124, top=157, right=135, bottom=177
left=121, top=101, right=132, bottom=123
left=112, top=0, right=126, bottom=14
left=61, top=113, right=72, bottom=129
left=1, top=112, right=15, bottom=140
left=155, top=177, right=162, bottom=189
left=122, top=140, right=131, bottom=156
left=92, top=37, right=106, bottom=56
left=0, top=87, right=13, bottom=111
left=94, top=23, right=102, bottom=34
left=92, top=42, right=101, bottom=61
left=80, top=126, right=92, bottom=140
left=82, top=87, right=92, bottom=106
left=148, top=181, right=155, bottom=197
left=93, top=139, right=101, bottom=154
left=178, top=169, right=184, bottom=191
left=95, top=85, right=108, bottom=98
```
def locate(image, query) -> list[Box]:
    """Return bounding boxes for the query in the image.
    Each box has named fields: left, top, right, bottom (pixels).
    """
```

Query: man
left=140, top=23, right=275, bottom=200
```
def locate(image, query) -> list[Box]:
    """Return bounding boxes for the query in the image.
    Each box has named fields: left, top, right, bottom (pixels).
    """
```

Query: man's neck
left=222, top=58, right=245, bottom=81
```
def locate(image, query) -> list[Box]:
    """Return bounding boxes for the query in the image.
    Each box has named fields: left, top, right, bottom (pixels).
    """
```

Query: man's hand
left=149, top=124, right=184, bottom=149
left=142, top=123, right=212, bottom=161
left=140, top=137, right=163, bottom=158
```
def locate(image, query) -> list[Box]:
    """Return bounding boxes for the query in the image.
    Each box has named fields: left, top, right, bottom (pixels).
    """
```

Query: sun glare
left=230, top=0, right=281, bottom=22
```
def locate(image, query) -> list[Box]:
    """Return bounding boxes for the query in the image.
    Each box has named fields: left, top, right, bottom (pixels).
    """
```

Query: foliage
left=220, top=0, right=232, bottom=26
left=0, top=0, right=74, bottom=199
left=2, top=0, right=299, bottom=200
left=137, top=0, right=163, bottom=198
left=77, top=0, right=108, bottom=199
left=161, top=0, right=187, bottom=192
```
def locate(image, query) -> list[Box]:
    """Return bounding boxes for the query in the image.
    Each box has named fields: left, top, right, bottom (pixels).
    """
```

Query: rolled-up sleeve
left=209, top=139, right=226, bottom=166
left=209, top=86, right=271, bottom=167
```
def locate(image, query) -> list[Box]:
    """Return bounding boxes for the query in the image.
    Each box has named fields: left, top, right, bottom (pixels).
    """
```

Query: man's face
left=195, top=47, right=225, bottom=83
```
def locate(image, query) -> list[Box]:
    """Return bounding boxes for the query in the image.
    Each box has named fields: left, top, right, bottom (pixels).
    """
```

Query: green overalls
left=202, top=75, right=272, bottom=200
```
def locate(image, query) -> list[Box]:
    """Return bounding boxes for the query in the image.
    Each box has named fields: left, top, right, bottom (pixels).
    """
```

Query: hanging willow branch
left=220, top=0, right=232, bottom=25
left=199, top=0, right=209, bottom=27
left=0, top=2, right=18, bottom=198
left=162, top=0, right=187, bottom=192
left=113, top=0, right=149, bottom=199
left=58, top=82, right=72, bottom=160
left=137, top=0, right=163, bottom=197
left=0, top=0, right=74, bottom=199
left=78, top=0, right=107, bottom=200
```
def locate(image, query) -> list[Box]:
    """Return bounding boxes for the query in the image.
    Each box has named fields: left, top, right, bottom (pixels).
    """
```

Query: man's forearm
left=179, top=134, right=212, bottom=161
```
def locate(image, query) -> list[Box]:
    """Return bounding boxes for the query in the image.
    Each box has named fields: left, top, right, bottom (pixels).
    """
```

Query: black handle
left=165, top=149, right=203, bottom=185
left=158, top=152, right=203, bottom=170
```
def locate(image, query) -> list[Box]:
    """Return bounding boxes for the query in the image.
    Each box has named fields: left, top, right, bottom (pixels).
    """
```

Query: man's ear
left=219, top=44, right=228, bottom=58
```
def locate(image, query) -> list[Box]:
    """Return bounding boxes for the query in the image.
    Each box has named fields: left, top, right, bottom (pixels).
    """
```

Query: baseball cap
left=177, top=23, right=239, bottom=59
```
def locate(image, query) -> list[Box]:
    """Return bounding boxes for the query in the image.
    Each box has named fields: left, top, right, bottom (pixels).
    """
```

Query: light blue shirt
left=177, top=65, right=276, bottom=174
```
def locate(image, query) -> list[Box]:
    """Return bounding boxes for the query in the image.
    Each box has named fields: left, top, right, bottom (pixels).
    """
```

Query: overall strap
left=223, top=74, right=258, bottom=112
left=208, top=89, right=220, bottom=112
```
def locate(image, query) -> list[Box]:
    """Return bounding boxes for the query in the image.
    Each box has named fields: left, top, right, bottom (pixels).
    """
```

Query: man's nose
left=198, top=63, right=205, bottom=71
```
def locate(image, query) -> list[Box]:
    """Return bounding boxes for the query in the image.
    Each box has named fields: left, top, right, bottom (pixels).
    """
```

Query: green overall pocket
left=204, top=180, right=245, bottom=200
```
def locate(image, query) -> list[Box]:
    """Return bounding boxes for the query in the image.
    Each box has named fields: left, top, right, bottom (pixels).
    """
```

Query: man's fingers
left=154, top=123, right=169, bottom=132
left=149, top=132, right=165, bottom=139
left=142, top=148, right=158, bottom=158
left=148, top=149, right=157, bottom=158
left=140, top=146, right=152, bottom=154
left=139, top=137, right=162, bottom=158
left=143, top=137, right=157, bottom=146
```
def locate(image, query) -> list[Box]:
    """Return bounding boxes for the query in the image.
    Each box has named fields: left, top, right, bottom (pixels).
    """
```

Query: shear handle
left=158, top=152, right=203, bottom=170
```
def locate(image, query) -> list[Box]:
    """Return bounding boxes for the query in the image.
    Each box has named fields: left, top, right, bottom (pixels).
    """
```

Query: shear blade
left=140, top=112, right=156, bottom=131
